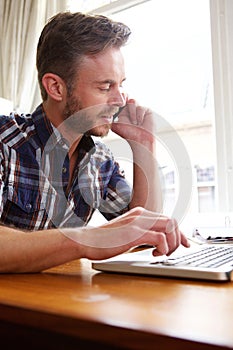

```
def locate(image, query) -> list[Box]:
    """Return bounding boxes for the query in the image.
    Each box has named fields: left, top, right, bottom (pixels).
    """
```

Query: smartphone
left=113, top=106, right=125, bottom=122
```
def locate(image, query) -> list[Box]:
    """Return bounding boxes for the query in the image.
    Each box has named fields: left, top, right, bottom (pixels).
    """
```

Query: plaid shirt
left=0, top=104, right=131, bottom=230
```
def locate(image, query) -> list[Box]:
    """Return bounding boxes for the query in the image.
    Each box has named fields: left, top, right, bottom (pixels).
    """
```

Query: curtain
left=0, top=0, right=68, bottom=113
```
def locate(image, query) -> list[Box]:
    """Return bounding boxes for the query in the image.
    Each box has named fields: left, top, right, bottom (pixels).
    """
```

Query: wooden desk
left=0, top=258, right=233, bottom=350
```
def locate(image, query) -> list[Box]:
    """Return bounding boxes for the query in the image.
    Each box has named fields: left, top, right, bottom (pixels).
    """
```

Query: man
left=0, top=12, right=189, bottom=273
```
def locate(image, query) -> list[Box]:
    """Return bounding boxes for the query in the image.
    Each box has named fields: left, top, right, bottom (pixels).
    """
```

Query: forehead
left=78, top=47, right=125, bottom=82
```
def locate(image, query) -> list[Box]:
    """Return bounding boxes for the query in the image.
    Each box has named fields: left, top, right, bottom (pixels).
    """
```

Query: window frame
left=209, top=0, right=233, bottom=212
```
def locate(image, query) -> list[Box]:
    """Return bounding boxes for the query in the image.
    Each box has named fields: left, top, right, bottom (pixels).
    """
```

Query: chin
left=90, top=125, right=111, bottom=137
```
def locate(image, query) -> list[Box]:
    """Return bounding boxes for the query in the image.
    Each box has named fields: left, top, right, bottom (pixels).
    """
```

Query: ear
left=42, top=73, right=66, bottom=101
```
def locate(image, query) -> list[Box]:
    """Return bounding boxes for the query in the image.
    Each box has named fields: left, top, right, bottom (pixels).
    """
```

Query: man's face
left=64, top=47, right=127, bottom=137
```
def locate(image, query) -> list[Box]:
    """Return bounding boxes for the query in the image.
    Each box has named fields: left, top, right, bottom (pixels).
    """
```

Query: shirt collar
left=31, top=104, right=95, bottom=154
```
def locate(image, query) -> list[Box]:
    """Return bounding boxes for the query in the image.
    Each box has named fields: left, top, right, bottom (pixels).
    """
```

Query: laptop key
left=162, top=246, right=233, bottom=268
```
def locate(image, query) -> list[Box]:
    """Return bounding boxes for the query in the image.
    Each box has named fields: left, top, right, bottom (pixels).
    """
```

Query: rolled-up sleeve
left=99, top=160, right=132, bottom=220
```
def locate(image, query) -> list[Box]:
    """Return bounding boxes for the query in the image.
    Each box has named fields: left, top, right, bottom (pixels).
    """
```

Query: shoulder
left=0, top=112, right=34, bottom=146
left=0, top=112, right=33, bottom=130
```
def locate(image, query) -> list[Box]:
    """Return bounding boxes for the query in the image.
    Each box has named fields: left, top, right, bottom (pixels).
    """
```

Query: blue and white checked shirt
left=0, top=104, right=131, bottom=230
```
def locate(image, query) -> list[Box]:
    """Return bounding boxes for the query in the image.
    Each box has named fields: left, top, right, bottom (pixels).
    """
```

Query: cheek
left=77, top=89, right=108, bottom=108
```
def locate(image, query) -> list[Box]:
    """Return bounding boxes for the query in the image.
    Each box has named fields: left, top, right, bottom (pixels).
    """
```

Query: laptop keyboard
left=162, top=246, right=233, bottom=268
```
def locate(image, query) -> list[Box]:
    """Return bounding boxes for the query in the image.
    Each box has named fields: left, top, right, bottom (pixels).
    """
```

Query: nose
left=109, top=87, right=127, bottom=107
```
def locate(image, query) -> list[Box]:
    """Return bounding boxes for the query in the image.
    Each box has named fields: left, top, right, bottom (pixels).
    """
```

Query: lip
left=100, top=116, right=113, bottom=124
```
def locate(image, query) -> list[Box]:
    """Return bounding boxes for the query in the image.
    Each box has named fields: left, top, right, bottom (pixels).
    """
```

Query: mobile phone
left=113, top=106, right=125, bottom=121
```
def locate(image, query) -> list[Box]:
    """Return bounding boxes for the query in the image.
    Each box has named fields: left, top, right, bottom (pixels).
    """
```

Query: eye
left=99, top=84, right=111, bottom=92
left=99, top=87, right=111, bottom=92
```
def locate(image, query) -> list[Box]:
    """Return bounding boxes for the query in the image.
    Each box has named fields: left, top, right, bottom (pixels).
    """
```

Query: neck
left=42, top=101, right=83, bottom=152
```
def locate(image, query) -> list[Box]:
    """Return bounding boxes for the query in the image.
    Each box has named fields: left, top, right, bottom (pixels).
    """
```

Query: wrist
left=129, top=138, right=156, bottom=156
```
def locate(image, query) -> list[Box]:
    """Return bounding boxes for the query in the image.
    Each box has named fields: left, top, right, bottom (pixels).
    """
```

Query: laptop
left=92, top=241, right=233, bottom=282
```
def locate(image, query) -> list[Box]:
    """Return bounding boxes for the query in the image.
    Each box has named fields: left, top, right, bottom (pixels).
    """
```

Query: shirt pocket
left=2, top=185, right=58, bottom=230
left=7, top=185, right=45, bottom=213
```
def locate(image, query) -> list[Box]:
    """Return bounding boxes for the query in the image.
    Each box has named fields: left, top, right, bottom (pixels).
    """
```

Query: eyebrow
left=94, top=78, right=126, bottom=85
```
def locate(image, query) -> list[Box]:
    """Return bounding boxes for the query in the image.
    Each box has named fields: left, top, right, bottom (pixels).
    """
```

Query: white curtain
left=0, top=0, right=68, bottom=113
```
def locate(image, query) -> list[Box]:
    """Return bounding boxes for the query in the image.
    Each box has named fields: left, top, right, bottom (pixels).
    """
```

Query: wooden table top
left=0, top=258, right=233, bottom=349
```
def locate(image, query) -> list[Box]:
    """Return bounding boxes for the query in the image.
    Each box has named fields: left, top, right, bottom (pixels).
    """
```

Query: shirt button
left=62, top=167, right=67, bottom=174
left=26, top=203, right=32, bottom=211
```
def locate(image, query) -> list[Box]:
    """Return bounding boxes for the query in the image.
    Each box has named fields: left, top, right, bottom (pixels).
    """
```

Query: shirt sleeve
left=99, top=160, right=132, bottom=220
left=0, top=145, right=6, bottom=218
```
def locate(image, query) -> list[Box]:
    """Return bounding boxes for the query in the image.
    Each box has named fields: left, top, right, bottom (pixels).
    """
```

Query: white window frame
left=85, top=0, right=150, bottom=15
left=210, top=0, right=233, bottom=212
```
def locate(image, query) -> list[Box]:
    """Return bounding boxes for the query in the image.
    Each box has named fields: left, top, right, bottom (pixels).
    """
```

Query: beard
left=63, top=95, right=82, bottom=121
left=85, top=123, right=111, bottom=138
left=62, top=95, right=117, bottom=138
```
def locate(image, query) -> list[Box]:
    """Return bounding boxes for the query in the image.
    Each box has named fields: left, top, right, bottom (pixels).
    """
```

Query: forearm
left=129, top=139, right=163, bottom=213
left=0, top=206, right=190, bottom=273
left=0, top=226, right=80, bottom=273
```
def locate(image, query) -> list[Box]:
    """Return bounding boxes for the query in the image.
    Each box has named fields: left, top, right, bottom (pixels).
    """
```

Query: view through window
left=110, top=0, right=216, bottom=218
left=69, top=0, right=216, bottom=222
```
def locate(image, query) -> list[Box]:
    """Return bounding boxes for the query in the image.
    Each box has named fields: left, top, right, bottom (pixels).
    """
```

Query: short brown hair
left=36, top=12, right=131, bottom=100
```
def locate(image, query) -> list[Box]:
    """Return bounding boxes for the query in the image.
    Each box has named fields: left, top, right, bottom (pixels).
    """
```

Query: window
left=69, top=0, right=233, bottom=224
left=110, top=0, right=216, bottom=220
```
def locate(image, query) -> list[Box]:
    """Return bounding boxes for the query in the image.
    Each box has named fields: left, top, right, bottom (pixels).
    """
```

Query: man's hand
left=111, top=99, right=162, bottom=212
left=111, top=99, right=156, bottom=146
left=65, top=207, right=190, bottom=261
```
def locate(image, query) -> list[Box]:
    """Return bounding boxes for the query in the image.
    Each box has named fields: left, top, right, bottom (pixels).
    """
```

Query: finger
left=164, top=219, right=178, bottom=255
left=127, top=208, right=190, bottom=253
left=135, top=106, right=146, bottom=125
left=138, top=230, right=169, bottom=256
left=150, top=234, right=169, bottom=256
left=105, top=208, right=186, bottom=252
left=127, top=99, right=137, bottom=125
left=149, top=215, right=174, bottom=234
left=181, top=232, right=191, bottom=247
left=109, top=207, right=166, bottom=228
left=127, top=101, right=147, bottom=126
